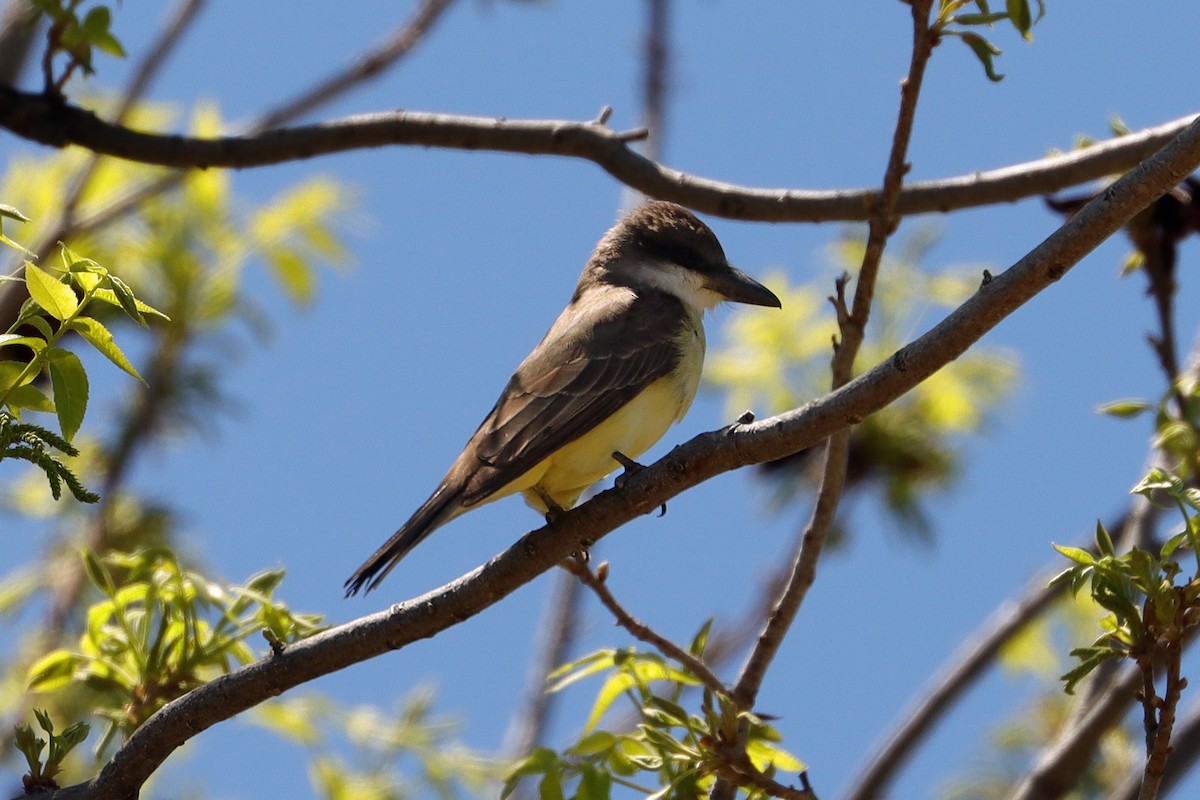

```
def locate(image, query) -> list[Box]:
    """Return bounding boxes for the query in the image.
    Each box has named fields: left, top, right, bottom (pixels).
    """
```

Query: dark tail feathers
left=344, top=486, right=460, bottom=596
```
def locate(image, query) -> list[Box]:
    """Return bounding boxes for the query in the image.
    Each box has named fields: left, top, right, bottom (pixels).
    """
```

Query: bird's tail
left=344, top=485, right=463, bottom=596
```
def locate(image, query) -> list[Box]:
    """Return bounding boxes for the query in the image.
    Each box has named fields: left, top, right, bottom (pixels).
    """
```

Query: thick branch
left=0, top=86, right=1194, bottom=221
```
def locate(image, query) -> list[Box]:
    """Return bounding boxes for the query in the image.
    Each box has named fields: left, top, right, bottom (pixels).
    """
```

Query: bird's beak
left=708, top=265, right=782, bottom=308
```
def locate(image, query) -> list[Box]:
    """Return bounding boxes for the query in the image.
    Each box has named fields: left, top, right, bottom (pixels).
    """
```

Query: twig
left=1109, top=702, right=1200, bottom=800
left=562, top=557, right=730, bottom=701
left=1007, top=664, right=1143, bottom=800
left=843, top=490, right=1163, bottom=800
left=15, top=110, right=1200, bottom=800
left=0, top=86, right=1194, bottom=223
left=253, top=0, right=457, bottom=130
left=708, top=9, right=936, bottom=798
left=731, top=0, right=936, bottom=713
left=844, top=574, right=1063, bottom=800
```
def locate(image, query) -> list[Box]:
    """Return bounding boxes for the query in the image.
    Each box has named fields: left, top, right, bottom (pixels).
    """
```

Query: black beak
left=708, top=265, right=782, bottom=308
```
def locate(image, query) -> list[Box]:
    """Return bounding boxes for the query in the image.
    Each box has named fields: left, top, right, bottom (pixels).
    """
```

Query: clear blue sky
left=6, top=1, right=1200, bottom=798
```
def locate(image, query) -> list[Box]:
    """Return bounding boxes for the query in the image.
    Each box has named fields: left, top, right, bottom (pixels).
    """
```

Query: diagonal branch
left=730, top=0, right=936, bottom=714
left=562, top=557, right=729, bottom=700
left=0, top=85, right=1194, bottom=222
left=20, top=97, right=1200, bottom=800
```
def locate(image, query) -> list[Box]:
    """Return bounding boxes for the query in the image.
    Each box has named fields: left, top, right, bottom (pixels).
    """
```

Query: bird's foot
left=534, top=485, right=567, bottom=523
left=611, top=451, right=667, bottom=517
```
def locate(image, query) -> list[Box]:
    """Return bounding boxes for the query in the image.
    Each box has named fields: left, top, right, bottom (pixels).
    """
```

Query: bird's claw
left=612, top=451, right=667, bottom=517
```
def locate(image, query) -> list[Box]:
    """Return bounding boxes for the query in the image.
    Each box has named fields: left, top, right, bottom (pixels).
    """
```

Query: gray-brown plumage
left=345, top=202, right=780, bottom=596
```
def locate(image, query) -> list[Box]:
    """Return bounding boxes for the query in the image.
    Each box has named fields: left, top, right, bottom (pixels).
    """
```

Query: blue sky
left=6, top=1, right=1200, bottom=798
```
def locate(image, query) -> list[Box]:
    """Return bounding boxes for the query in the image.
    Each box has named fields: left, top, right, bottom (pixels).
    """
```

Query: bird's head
left=583, top=201, right=782, bottom=311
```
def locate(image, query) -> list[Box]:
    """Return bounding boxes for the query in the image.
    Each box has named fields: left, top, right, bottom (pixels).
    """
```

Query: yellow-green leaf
left=69, top=318, right=143, bottom=383
left=25, top=262, right=78, bottom=321
left=0, top=360, right=36, bottom=391
left=92, top=288, right=170, bottom=322
left=46, top=347, right=88, bottom=441
left=27, top=650, right=80, bottom=692
left=7, top=384, right=55, bottom=413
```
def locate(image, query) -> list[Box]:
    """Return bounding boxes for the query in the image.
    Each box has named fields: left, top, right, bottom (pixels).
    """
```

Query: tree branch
left=562, top=558, right=730, bottom=701
left=0, top=85, right=1194, bottom=222
left=21, top=110, right=1200, bottom=800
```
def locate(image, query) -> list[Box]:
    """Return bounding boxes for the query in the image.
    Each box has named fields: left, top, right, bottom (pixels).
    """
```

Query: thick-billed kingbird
left=345, top=201, right=781, bottom=595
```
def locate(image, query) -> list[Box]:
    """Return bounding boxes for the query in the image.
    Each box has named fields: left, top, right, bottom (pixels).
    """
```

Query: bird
left=345, top=201, right=781, bottom=595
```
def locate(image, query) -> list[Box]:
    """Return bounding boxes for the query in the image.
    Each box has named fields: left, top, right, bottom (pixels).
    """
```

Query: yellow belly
left=483, top=311, right=706, bottom=514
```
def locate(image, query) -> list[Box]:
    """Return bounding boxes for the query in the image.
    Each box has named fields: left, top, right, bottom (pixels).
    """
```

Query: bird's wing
left=459, top=288, right=688, bottom=505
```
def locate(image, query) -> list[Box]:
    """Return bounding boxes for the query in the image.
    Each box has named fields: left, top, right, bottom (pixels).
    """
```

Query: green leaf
left=585, top=672, right=636, bottom=734
left=82, top=550, right=116, bottom=596
left=26, top=651, right=80, bottom=692
left=952, top=12, right=1009, bottom=24
left=538, top=771, right=565, bottom=800
left=68, top=317, right=143, bottom=382
left=1097, top=399, right=1152, bottom=419
left=576, top=763, right=612, bottom=800
left=0, top=334, right=46, bottom=353
left=569, top=730, right=619, bottom=757
left=1053, top=543, right=1095, bottom=566
left=1006, top=0, right=1033, bottom=39
left=25, top=262, right=78, bottom=321
left=81, top=7, right=125, bottom=57
left=92, top=288, right=169, bottom=324
left=1132, top=468, right=1180, bottom=498
left=7, top=384, right=55, bottom=413
left=1094, top=520, right=1115, bottom=557
left=689, top=618, right=714, bottom=658
left=46, top=347, right=87, bottom=441
left=957, top=31, right=1005, bottom=81
left=0, top=360, right=36, bottom=391
left=266, top=247, right=316, bottom=305
left=105, top=275, right=146, bottom=325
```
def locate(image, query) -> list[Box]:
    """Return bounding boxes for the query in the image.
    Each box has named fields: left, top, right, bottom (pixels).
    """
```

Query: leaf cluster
left=254, top=689, right=504, bottom=800
left=13, top=708, right=90, bottom=792
left=30, top=0, right=126, bottom=93
left=506, top=624, right=802, bottom=800
left=26, top=547, right=325, bottom=754
left=935, top=0, right=1046, bottom=81
left=1053, top=468, right=1200, bottom=694
left=0, top=212, right=168, bottom=501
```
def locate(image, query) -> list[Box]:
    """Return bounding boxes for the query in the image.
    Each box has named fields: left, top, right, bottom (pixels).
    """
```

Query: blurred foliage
left=254, top=688, right=504, bottom=800
left=25, top=547, right=324, bottom=755
left=708, top=227, right=1017, bottom=538
left=944, top=590, right=1138, bottom=799
left=508, top=623, right=804, bottom=800
left=942, top=689, right=1137, bottom=800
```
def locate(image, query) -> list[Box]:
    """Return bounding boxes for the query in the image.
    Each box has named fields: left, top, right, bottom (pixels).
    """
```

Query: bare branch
left=19, top=110, right=1200, bottom=800
left=0, top=86, right=1194, bottom=222
left=731, top=0, right=936, bottom=713
left=254, top=0, right=457, bottom=130
left=562, top=558, right=730, bottom=701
